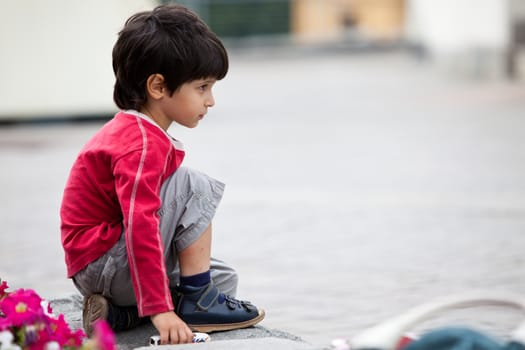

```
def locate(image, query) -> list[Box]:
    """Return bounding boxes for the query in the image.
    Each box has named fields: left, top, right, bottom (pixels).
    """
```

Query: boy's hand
left=150, top=311, right=193, bottom=344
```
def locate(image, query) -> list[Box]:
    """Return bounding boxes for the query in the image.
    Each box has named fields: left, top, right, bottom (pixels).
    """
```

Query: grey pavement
left=51, top=295, right=315, bottom=350
left=2, top=50, right=525, bottom=349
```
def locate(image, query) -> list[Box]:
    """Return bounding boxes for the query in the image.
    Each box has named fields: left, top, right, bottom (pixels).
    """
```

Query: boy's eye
left=199, top=84, right=208, bottom=91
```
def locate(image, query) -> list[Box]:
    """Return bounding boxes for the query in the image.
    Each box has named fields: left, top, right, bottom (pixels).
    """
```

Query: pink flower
left=0, top=280, right=8, bottom=300
left=52, top=314, right=84, bottom=348
left=93, top=320, right=116, bottom=350
left=46, top=314, right=71, bottom=343
left=35, top=314, right=84, bottom=349
left=0, top=289, right=45, bottom=327
left=68, top=329, right=86, bottom=348
left=0, top=280, right=115, bottom=350
left=24, top=324, right=46, bottom=350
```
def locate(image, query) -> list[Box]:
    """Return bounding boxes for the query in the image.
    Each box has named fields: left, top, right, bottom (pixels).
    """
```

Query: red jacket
left=60, top=111, right=185, bottom=317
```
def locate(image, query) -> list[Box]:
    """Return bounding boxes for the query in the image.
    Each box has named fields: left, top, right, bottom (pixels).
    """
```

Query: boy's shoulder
left=85, top=111, right=173, bottom=153
left=103, top=111, right=167, bottom=139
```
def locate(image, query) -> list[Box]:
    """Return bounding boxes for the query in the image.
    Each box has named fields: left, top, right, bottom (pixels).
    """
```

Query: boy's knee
left=175, top=167, right=224, bottom=202
left=171, top=167, right=206, bottom=193
left=179, top=167, right=211, bottom=190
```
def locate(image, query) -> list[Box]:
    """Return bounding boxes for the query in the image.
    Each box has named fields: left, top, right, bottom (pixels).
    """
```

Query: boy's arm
left=114, top=145, right=174, bottom=317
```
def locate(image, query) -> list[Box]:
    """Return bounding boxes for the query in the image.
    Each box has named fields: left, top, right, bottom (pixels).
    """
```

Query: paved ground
left=2, top=50, right=525, bottom=348
left=50, top=295, right=313, bottom=350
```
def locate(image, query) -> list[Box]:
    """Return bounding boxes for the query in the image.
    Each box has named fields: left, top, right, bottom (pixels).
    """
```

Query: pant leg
left=72, top=233, right=129, bottom=303
left=158, top=167, right=226, bottom=286
left=73, top=167, right=239, bottom=306
left=210, top=257, right=238, bottom=297
left=159, top=167, right=238, bottom=295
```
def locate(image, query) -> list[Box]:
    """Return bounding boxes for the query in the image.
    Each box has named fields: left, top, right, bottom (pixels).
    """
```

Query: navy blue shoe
left=174, top=282, right=265, bottom=332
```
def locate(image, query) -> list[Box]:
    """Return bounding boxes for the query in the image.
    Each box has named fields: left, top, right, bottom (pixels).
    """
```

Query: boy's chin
left=177, top=120, right=200, bottom=129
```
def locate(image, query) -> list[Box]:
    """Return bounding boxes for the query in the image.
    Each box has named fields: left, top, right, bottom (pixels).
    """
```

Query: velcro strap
left=196, top=284, right=219, bottom=311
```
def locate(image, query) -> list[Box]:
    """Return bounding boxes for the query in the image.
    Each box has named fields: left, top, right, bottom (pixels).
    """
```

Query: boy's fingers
left=176, top=329, right=188, bottom=344
left=160, top=330, right=169, bottom=345
left=169, top=329, right=179, bottom=344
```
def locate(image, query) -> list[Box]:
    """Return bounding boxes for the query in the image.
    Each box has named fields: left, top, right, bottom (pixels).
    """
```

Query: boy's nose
left=206, top=94, right=215, bottom=107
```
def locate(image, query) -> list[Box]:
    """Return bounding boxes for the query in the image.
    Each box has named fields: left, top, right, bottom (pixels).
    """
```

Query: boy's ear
left=145, top=74, right=166, bottom=100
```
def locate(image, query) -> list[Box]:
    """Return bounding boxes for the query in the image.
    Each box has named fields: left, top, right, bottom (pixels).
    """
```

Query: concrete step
left=50, top=294, right=321, bottom=350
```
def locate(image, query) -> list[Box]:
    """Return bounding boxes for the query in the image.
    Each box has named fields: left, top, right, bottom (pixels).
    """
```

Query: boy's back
left=61, top=111, right=184, bottom=286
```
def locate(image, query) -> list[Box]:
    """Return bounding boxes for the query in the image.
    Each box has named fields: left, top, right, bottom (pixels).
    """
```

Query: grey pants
left=73, top=167, right=238, bottom=306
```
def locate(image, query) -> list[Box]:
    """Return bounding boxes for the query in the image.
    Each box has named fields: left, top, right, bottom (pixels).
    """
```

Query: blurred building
left=0, top=0, right=523, bottom=120
left=292, top=0, right=405, bottom=42
left=404, top=0, right=523, bottom=79
left=174, top=0, right=406, bottom=42
left=180, top=0, right=524, bottom=79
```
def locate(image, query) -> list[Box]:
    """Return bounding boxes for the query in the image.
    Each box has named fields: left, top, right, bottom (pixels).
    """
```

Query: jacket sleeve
left=113, top=138, right=174, bottom=317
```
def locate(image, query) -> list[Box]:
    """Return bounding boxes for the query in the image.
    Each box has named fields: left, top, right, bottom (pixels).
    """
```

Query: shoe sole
left=188, top=308, right=266, bottom=333
left=82, top=294, right=109, bottom=337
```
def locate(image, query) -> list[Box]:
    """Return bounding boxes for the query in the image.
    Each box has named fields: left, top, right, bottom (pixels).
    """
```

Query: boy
left=60, top=4, right=264, bottom=345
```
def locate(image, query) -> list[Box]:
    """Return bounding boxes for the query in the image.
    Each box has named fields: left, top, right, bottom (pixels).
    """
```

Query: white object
left=0, top=331, right=21, bottom=350
left=351, top=292, right=525, bottom=350
left=149, top=332, right=210, bottom=346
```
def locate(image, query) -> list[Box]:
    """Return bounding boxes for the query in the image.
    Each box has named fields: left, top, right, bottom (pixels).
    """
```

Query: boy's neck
left=126, top=109, right=172, bottom=132
left=138, top=107, right=171, bottom=131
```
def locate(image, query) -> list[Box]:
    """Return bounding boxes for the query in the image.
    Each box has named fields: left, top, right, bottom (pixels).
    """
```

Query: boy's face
left=160, top=78, right=217, bottom=129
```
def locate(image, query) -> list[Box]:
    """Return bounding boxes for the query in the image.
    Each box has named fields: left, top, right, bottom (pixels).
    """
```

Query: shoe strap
left=196, top=283, right=220, bottom=311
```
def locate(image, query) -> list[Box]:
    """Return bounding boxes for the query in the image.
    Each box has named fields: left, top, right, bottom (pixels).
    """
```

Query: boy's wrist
left=150, top=310, right=176, bottom=318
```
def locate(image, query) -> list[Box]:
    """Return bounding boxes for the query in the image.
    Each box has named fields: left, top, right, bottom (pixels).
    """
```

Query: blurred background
left=1, top=0, right=524, bottom=120
left=1, top=0, right=525, bottom=348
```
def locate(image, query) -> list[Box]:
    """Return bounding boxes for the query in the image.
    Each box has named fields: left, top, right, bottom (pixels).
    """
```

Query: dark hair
left=112, top=4, right=229, bottom=110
